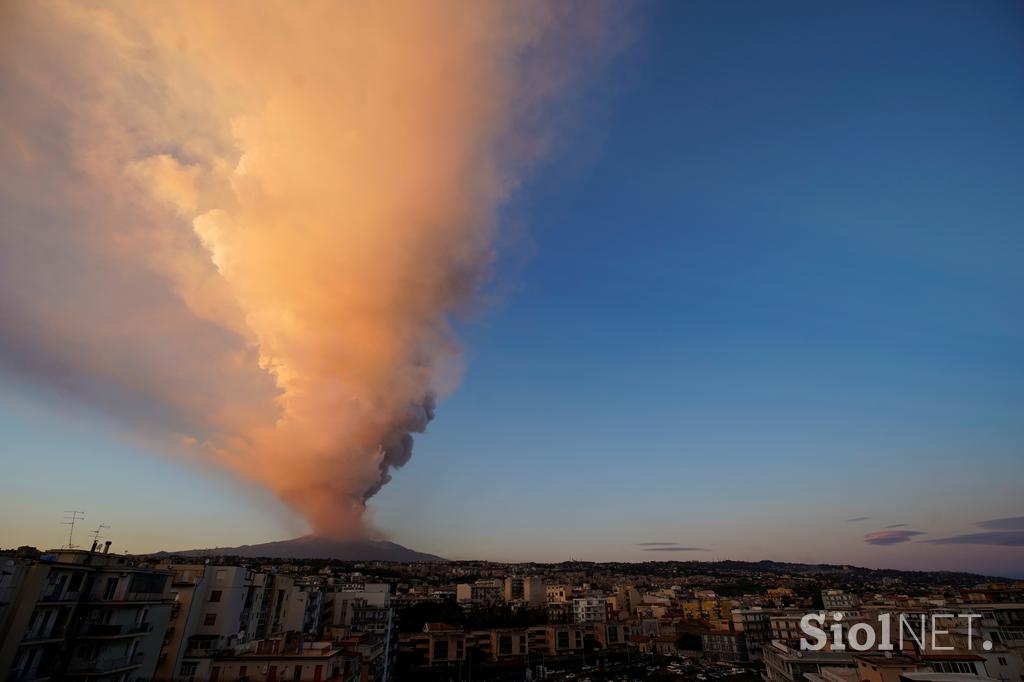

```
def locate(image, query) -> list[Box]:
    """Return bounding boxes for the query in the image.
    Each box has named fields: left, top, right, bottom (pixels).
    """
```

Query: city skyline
left=1, top=0, right=1023, bottom=578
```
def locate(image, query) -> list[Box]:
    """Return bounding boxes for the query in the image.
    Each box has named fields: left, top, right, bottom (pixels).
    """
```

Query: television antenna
left=89, top=523, right=110, bottom=550
left=62, top=510, right=85, bottom=549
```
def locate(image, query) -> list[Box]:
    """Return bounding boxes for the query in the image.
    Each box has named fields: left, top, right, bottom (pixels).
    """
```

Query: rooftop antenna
left=89, top=523, right=110, bottom=551
left=62, top=510, right=85, bottom=549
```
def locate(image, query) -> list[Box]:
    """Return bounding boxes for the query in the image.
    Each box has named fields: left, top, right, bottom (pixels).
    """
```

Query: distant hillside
left=149, top=535, right=445, bottom=562
left=523, top=558, right=1012, bottom=584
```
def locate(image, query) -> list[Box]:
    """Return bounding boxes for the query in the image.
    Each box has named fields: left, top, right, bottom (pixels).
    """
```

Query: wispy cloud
left=636, top=542, right=683, bottom=546
left=926, top=531, right=1024, bottom=547
left=924, top=516, right=1024, bottom=546
left=977, top=516, right=1024, bottom=531
left=847, top=516, right=871, bottom=523
left=643, top=546, right=709, bottom=552
left=864, top=530, right=924, bottom=545
left=884, top=523, right=908, bottom=528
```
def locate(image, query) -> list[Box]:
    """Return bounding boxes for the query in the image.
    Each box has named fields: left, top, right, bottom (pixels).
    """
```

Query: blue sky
left=1, top=0, right=1022, bottom=575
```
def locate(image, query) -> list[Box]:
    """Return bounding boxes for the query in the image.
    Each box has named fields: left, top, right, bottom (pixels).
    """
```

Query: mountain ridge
left=147, top=535, right=445, bottom=562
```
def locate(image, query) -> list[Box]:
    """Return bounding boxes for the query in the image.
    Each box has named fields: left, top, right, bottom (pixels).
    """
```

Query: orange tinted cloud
left=0, top=1, right=619, bottom=537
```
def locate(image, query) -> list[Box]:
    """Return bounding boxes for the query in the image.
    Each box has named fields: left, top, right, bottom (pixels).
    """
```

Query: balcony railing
left=0, top=586, right=18, bottom=605
left=122, top=591, right=169, bottom=602
left=22, top=625, right=68, bottom=642
left=8, top=668, right=51, bottom=682
left=67, top=651, right=144, bottom=673
left=80, top=622, right=153, bottom=638
left=40, top=589, right=82, bottom=603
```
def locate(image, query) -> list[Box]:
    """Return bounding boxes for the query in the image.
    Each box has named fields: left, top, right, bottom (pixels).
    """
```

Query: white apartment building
left=572, top=597, right=607, bottom=624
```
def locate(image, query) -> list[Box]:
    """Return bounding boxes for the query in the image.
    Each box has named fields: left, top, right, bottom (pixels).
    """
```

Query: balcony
left=79, top=623, right=153, bottom=638
left=173, top=574, right=203, bottom=586
left=0, top=585, right=18, bottom=605
left=90, top=589, right=166, bottom=603
left=38, top=590, right=82, bottom=604
left=998, top=627, right=1024, bottom=645
left=21, top=625, right=68, bottom=643
left=66, top=651, right=144, bottom=675
left=7, top=668, right=51, bottom=682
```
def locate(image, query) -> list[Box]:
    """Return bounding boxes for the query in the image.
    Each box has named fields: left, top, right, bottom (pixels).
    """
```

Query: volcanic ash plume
left=0, top=2, right=616, bottom=536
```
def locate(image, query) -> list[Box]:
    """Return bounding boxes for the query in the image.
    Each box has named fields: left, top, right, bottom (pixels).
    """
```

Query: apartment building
left=771, top=613, right=805, bottom=642
left=156, top=564, right=270, bottom=681
left=928, top=610, right=1023, bottom=682
left=402, top=622, right=464, bottom=666
left=682, top=597, right=732, bottom=621
left=764, top=639, right=858, bottom=682
left=572, top=597, right=607, bottom=624
left=527, top=625, right=587, bottom=657
left=592, top=622, right=631, bottom=649
left=0, top=548, right=173, bottom=682
left=546, top=585, right=568, bottom=604
left=321, top=583, right=393, bottom=682
left=400, top=623, right=589, bottom=669
left=205, top=638, right=360, bottom=682
left=455, top=580, right=502, bottom=605
left=503, top=577, right=544, bottom=606
left=611, top=586, right=642, bottom=616
left=824, top=591, right=862, bottom=612
left=701, top=630, right=748, bottom=664
left=849, top=653, right=930, bottom=682
left=155, top=565, right=208, bottom=680
left=731, top=607, right=773, bottom=661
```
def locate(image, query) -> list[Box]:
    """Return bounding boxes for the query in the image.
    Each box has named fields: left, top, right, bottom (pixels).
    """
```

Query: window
left=998, top=658, right=1007, bottom=666
left=128, top=573, right=168, bottom=595
left=215, top=569, right=227, bottom=582
left=68, top=572, right=84, bottom=591
left=239, top=666, right=248, bottom=677
left=204, top=613, right=217, bottom=626
left=433, top=640, right=449, bottom=660
left=936, top=661, right=975, bottom=674
left=210, top=590, right=222, bottom=603
left=103, top=577, right=119, bottom=600
left=180, top=663, right=198, bottom=682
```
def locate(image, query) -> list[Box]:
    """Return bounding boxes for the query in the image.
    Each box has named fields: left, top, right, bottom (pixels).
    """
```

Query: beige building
left=400, top=623, right=590, bottom=668
left=455, top=580, right=502, bottom=605
left=546, top=586, right=568, bottom=604
left=156, top=564, right=272, bottom=680
left=205, top=639, right=360, bottom=682
left=852, top=654, right=930, bottom=682
left=503, top=577, right=544, bottom=606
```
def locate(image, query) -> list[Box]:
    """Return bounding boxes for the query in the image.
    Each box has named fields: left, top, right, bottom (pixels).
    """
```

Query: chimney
left=103, top=541, right=112, bottom=554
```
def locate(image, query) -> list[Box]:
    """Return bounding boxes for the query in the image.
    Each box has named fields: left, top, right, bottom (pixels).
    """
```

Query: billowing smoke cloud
left=0, top=1, right=618, bottom=537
